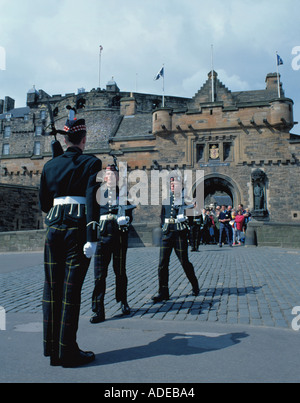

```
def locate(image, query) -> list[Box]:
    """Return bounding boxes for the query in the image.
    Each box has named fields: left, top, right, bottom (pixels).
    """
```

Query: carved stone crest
left=209, top=144, right=219, bottom=160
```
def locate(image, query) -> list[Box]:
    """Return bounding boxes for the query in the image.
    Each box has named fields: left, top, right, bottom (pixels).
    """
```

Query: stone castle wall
left=0, top=184, right=43, bottom=232
left=1, top=72, right=300, bottom=237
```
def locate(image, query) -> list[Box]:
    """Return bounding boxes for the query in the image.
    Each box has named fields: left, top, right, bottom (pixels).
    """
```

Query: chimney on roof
left=266, top=73, right=280, bottom=91
left=4, top=96, right=15, bottom=112
left=120, top=93, right=136, bottom=116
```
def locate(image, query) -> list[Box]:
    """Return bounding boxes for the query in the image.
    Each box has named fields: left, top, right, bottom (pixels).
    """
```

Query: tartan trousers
left=189, top=224, right=201, bottom=249
left=92, top=224, right=128, bottom=314
left=43, top=223, right=90, bottom=360
left=158, top=226, right=199, bottom=293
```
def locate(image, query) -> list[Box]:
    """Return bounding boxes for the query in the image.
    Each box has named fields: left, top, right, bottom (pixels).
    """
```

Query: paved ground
left=1, top=245, right=300, bottom=384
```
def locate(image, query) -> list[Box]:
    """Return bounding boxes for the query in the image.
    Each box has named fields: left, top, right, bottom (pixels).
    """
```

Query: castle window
left=223, top=143, right=232, bottom=161
left=4, top=126, right=11, bottom=138
left=196, top=144, right=205, bottom=161
left=35, top=126, right=42, bottom=136
left=40, top=110, right=46, bottom=120
left=2, top=143, right=10, bottom=155
left=34, top=141, right=41, bottom=156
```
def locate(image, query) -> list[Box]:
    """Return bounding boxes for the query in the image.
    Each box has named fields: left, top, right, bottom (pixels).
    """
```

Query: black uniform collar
left=65, top=146, right=83, bottom=155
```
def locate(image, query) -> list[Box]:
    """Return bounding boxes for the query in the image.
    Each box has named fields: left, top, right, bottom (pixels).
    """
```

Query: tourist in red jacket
left=234, top=210, right=245, bottom=245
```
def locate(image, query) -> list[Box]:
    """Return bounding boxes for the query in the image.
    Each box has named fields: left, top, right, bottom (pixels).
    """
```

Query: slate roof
left=0, top=106, right=30, bottom=120
left=112, top=113, right=153, bottom=139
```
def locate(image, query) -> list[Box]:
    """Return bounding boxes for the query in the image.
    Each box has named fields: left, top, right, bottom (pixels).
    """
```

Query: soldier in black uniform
left=90, top=164, right=134, bottom=324
left=188, top=204, right=202, bottom=251
left=152, top=176, right=199, bottom=303
left=39, top=117, right=101, bottom=367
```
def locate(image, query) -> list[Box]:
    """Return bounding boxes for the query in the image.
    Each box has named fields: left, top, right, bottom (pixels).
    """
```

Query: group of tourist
left=188, top=204, right=252, bottom=250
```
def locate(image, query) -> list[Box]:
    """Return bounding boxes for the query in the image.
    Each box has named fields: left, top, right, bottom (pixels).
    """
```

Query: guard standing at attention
left=152, top=175, right=199, bottom=303
left=39, top=114, right=101, bottom=367
left=90, top=163, right=134, bottom=324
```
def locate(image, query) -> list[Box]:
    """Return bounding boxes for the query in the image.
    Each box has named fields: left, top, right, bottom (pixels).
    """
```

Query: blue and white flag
left=154, top=66, right=164, bottom=80
left=277, top=54, right=283, bottom=66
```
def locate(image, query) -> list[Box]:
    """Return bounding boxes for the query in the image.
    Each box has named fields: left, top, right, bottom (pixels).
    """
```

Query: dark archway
left=192, top=174, right=242, bottom=209
left=204, top=177, right=233, bottom=207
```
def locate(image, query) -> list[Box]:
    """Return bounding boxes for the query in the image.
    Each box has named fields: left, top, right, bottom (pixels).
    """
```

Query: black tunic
left=39, top=146, right=102, bottom=242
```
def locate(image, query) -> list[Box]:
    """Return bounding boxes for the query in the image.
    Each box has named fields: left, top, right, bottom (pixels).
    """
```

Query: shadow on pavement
left=90, top=331, right=248, bottom=366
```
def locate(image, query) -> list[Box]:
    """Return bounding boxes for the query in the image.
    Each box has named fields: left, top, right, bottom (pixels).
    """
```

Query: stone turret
left=26, top=85, right=39, bottom=106
left=106, top=77, right=120, bottom=93
left=152, top=107, right=172, bottom=134
left=268, top=98, right=294, bottom=128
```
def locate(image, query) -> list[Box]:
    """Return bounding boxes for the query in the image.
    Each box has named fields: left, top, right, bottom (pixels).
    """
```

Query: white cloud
left=0, top=0, right=300, bottom=130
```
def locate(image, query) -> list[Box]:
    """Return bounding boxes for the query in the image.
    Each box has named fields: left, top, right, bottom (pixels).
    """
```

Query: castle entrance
left=204, top=177, right=233, bottom=207
left=192, top=174, right=242, bottom=209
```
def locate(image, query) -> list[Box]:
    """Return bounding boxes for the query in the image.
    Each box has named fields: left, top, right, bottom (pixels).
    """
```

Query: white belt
left=100, top=214, right=117, bottom=221
left=165, top=218, right=178, bottom=224
left=54, top=196, right=86, bottom=206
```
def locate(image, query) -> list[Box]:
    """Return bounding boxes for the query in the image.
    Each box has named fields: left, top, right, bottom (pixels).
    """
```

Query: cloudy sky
left=1, top=0, right=300, bottom=132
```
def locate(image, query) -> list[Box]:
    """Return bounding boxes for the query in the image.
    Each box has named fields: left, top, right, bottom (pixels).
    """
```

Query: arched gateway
left=193, top=173, right=242, bottom=209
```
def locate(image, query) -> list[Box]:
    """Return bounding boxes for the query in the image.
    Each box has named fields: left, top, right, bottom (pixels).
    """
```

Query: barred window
left=2, top=143, right=10, bottom=155
left=35, top=126, right=42, bottom=136
left=4, top=126, right=11, bottom=138
left=34, top=141, right=41, bottom=155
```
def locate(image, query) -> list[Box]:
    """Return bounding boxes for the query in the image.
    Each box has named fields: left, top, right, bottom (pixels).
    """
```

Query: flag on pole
left=277, top=54, right=283, bottom=66
left=276, top=52, right=283, bottom=98
left=99, top=46, right=103, bottom=88
left=211, top=44, right=215, bottom=102
left=154, top=65, right=165, bottom=106
left=154, top=66, right=164, bottom=80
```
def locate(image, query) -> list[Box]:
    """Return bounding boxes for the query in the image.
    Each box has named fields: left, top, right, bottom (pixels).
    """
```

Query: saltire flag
left=154, top=66, right=164, bottom=80
left=277, top=54, right=283, bottom=66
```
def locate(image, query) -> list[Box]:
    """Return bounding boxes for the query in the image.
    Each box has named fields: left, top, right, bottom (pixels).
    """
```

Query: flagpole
left=276, top=51, right=280, bottom=98
left=211, top=45, right=214, bottom=103
left=162, top=64, right=165, bottom=107
left=99, top=45, right=103, bottom=89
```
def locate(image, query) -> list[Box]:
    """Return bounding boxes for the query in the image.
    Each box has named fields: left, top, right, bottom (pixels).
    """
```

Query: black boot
left=152, top=287, right=169, bottom=303
left=121, top=301, right=131, bottom=315
left=50, top=353, right=61, bottom=366
left=90, top=303, right=105, bottom=323
left=61, top=350, right=95, bottom=368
